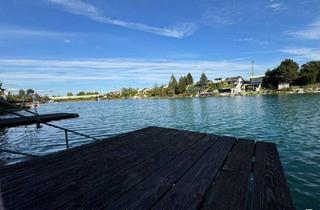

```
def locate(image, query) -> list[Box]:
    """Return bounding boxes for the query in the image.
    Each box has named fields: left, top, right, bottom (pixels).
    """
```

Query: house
left=243, top=75, right=265, bottom=91
left=214, top=78, right=225, bottom=83
left=218, top=76, right=244, bottom=94
left=278, top=83, right=290, bottom=90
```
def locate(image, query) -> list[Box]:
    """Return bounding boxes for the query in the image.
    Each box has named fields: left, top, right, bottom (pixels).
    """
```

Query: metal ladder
left=0, top=99, right=100, bottom=158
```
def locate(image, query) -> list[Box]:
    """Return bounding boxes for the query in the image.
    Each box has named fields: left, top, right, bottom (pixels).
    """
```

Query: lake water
left=1, top=94, right=320, bottom=209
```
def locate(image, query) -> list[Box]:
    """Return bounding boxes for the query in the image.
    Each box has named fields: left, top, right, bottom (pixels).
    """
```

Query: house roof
left=225, top=76, right=243, bottom=83
left=249, top=75, right=265, bottom=79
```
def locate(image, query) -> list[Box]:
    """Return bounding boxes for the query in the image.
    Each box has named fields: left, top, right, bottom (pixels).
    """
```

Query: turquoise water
left=1, top=94, right=320, bottom=209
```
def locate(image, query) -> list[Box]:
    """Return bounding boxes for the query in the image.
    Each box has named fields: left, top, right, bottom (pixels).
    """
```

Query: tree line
left=147, top=72, right=211, bottom=97
left=263, top=59, right=320, bottom=88
left=66, top=91, right=100, bottom=96
left=168, top=73, right=194, bottom=95
left=0, top=87, right=41, bottom=102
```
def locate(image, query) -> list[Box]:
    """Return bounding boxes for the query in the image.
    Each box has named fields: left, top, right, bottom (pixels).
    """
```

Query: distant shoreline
left=48, top=90, right=320, bottom=103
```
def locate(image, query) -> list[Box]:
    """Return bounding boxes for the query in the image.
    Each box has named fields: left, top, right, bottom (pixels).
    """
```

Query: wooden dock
left=0, top=126, right=294, bottom=210
left=0, top=113, right=79, bottom=128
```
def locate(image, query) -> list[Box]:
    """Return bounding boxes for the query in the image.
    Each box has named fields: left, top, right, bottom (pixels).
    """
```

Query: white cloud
left=0, top=58, right=264, bottom=86
left=47, top=0, right=197, bottom=38
left=288, top=20, right=320, bottom=40
left=234, top=38, right=271, bottom=46
left=280, top=48, right=320, bottom=60
left=0, top=27, right=74, bottom=37
left=64, top=39, right=71, bottom=43
left=267, top=2, right=287, bottom=12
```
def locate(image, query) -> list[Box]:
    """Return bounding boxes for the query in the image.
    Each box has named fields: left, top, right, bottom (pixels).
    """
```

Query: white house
left=214, top=78, right=225, bottom=83
left=278, top=83, right=290, bottom=90
left=243, top=75, right=265, bottom=91
left=225, top=76, right=244, bottom=93
left=217, top=76, right=244, bottom=94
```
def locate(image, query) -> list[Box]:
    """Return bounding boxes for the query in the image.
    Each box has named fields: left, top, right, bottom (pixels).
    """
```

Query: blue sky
left=1, top=0, right=320, bottom=95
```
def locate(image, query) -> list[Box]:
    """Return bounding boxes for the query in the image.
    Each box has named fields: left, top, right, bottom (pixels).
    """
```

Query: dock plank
left=152, top=136, right=235, bottom=210
left=0, top=113, right=79, bottom=128
left=62, top=130, right=209, bottom=209
left=201, top=139, right=255, bottom=210
left=106, top=133, right=219, bottom=210
left=253, top=141, right=294, bottom=210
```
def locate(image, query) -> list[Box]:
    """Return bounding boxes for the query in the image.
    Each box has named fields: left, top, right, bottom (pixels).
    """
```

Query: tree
left=208, top=81, right=230, bottom=91
left=67, top=92, right=73, bottom=96
left=168, top=74, right=178, bottom=95
left=121, top=88, right=138, bottom=98
left=85, top=91, right=99, bottom=95
left=263, top=59, right=299, bottom=87
left=77, top=91, right=86, bottom=96
left=26, top=89, right=35, bottom=95
left=18, top=89, right=26, bottom=97
left=148, top=85, right=168, bottom=97
left=276, top=59, right=299, bottom=84
left=186, top=84, right=200, bottom=95
left=186, top=73, right=194, bottom=85
left=178, top=76, right=188, bottom=94
left=299, top=61, right=320, bottom=85
left=199, top=72, right=209, bottom=90
left=263, top=69, right=278, bottom=88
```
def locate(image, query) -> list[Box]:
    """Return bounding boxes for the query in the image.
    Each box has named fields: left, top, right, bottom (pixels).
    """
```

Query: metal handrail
left=0, top=99, right=100, bottom=157
left=0, top=149, right=38, bottom=158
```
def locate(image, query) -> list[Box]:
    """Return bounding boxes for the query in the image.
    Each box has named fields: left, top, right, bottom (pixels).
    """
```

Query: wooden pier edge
left=0, top=113, right=79, bottom=128
left=0, top=126, right=294, bottom=210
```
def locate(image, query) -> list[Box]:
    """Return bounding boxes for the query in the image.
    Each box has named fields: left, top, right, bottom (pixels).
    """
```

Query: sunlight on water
left=1, top=94, right=320, bottom=209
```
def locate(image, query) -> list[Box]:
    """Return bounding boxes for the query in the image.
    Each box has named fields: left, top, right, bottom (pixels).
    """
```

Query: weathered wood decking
left=0, top=113, right=79, bottom=128
left=0, top=126, right=294, bottom=210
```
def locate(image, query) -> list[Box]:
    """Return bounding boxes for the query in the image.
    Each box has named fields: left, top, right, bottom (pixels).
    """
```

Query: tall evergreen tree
left=178, top=76, right=188, bottom=94
left=168, top=74, right=178, bottom=95
left=186, top=73, right=194, bottom=85
left=199, top=72, right=208, bottom=90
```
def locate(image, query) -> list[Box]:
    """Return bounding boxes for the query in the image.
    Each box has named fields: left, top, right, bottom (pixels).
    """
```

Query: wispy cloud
left=0, top=27, right=74, bottom=37
left=288, top=20, right=320, bottom=40
left=0, top=58, right=264, bottom=87
left=267, top=2, right=287, bottom=12
left=47, top=0, right=197, bottom=38
left=234, top=38, right=271, bottom=46
left=280, top=47, right=320, bottom=60
left=202, top=5, right=239, bottom=26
